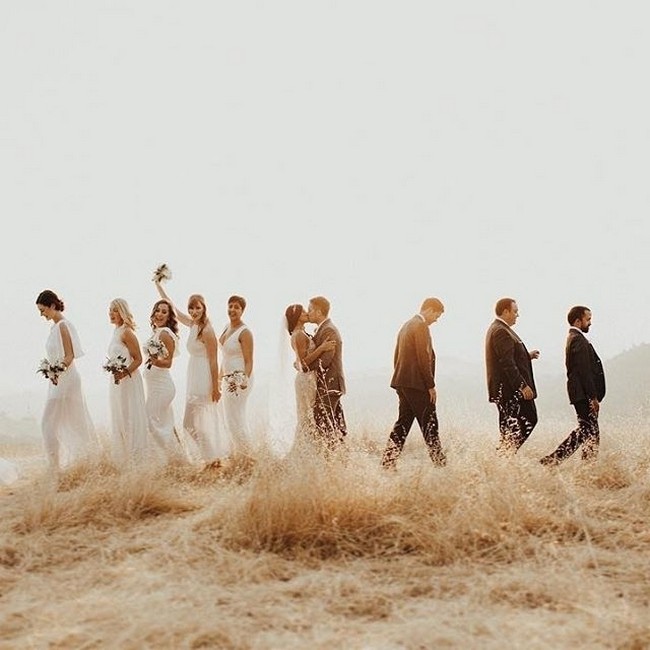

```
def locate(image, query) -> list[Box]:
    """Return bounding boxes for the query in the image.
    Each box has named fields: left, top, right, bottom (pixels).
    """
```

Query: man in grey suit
left=540, top=305, right=605, bottom=466
left=485, top=297, right=540, bottom=455
left=381, top=297, right=446, bottom=469
left=307, top=296, right=347, bottom=450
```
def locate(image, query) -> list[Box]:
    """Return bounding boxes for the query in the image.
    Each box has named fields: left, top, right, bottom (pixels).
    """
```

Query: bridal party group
left=34, top=271, right=607, bottom=477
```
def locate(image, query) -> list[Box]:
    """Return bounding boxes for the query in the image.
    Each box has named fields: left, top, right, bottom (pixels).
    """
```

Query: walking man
left=381, top=297, right=446, bottom=469
left=485, top=297, right=540, bottom=455
left=540, top=306, right=605, bottom=466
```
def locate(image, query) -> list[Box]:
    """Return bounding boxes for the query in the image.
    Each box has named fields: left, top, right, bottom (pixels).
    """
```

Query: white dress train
left=0, top=458, right=19, bottom=485
left=41, top=319, right=99, bottom=469
left=107, top=325, right=150, bottom=465
left=184, top=324, right=229, bottom=462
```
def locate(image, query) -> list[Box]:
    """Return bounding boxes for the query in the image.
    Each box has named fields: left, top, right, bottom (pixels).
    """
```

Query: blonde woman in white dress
left=143, top=299, right=181, bottom=462
left=35, top=289, right=99, bottom=471
left=106, top=298, right=150, bottom=466
left=219, top=295, right=254, bottom=458
left=155, top=281, right=227, bottom=467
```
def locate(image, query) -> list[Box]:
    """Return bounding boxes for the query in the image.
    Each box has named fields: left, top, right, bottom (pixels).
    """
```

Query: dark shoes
left=539, top=455, right=560, bottom=467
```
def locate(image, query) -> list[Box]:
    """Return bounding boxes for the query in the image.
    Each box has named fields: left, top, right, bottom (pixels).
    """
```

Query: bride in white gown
left=35, top=289, right=99, bottom=471
left=282, top=304, right=336, bottom=454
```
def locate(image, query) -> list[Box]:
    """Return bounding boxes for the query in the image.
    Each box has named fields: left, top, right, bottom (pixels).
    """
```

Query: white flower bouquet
left=37, top=358, right=66, bottom=383
left=223, top=370, right=248, bottom=395
left=103, top=354, right=128, bottom=384
left=144, top=337, right=169, bottom=370
left=152, top=263, right=172, bottom=283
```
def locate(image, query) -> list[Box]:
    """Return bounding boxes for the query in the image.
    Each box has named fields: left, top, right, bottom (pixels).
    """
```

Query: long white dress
left=41, top=319, right=99, bottom=469
left=107, top=325, right=150, bottom=465
left=291, top=330, right=318, bottom=452
left=143, top=326, right=181, bottom=460
left=184, top=324, right=228, bottom=462
left=220, top=324, right=252, bottom=455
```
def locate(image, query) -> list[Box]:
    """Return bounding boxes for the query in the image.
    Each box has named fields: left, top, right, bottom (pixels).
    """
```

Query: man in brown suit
left=307, top=296, right=347, bottom=450
left=485, top=297, right=540, bottom=455
left=381, top=297, right=446, bottom=469
left=540, top=305, right=605, bottom=465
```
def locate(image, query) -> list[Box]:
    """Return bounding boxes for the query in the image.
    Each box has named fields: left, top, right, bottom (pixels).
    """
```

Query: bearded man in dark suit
left=540, top=306, right=605, bottom=466
left=485, top=297, right=540, bottom=455
left=307, top=296, right=347, bottom=451
left=381, top=297, right=446, bottom=469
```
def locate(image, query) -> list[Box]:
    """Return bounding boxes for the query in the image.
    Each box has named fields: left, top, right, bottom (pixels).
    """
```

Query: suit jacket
left=308, top=318, right=346, bottom=394
left=485, top=319, right=536, bottom=402
left=390, top=315, right=435, bottom=391
left=566, top=328, right=605, bottom=404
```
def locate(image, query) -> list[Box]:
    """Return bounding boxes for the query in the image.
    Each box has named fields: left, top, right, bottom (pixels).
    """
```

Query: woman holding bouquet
left=219, top=295, right=254, bottom=459
left=106, top=298, right=150, bottom=465
left=144, top=299, right=181, bottom=462
left=35, top=289, right=99, bottom=471
left=154, top=280, right=228, bottom=467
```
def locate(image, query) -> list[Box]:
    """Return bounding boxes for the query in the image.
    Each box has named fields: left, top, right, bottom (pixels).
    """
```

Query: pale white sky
left=2, top=2, right=649, bottom=417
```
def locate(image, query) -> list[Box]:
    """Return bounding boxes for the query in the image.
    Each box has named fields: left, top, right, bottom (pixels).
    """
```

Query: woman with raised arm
left=35, top=289, right=99, bottom=472
left=143, top=299, right=182, bottom=462
left=155, top=280, right=226, bottom=467
left=105, top=298, right=150, bottom=465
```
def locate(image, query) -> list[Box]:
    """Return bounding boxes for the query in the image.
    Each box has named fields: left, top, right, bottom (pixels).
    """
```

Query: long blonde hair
left=110, top=298, right=137, bottom=330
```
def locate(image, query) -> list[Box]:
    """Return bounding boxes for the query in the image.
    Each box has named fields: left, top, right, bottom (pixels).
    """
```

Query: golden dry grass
left=0, top=420, right=649, bottom=649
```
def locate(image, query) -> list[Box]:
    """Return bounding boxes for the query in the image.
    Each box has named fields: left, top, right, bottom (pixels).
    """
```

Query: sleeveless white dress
left=41, top=319, right=99, bottom=469
left=220, top=324, right=252, bottom=456
left=291, top=330, right=318, bottom=451
left=184, top=324, right=228, bottom=462
left=107, top=325, right=150, bottom=465
left=143, top=326, right=181, bottom=460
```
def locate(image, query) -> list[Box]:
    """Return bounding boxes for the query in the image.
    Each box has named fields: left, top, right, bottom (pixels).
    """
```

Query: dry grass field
left=0, top=416, right=649, bottom=650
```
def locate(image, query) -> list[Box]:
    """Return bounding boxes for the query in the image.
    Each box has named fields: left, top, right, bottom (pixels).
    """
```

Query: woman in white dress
left=219, top=295, right=254, bottom=458
left=35, top=289, right=99, bottom=471
left=143, top=299, right=181, bottom=462
left=105, top=298, right=150, bottom=466
left=284, top=304, right=336, bottom=452
left=154, top=281, right=227, bottom=467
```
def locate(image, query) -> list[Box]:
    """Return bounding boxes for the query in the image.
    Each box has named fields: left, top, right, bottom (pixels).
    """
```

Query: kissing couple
left=284, top=296, right=348, bottom=454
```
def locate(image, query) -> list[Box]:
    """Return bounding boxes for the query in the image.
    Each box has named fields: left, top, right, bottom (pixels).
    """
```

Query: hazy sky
left=2, top=2, right=649, bottom=412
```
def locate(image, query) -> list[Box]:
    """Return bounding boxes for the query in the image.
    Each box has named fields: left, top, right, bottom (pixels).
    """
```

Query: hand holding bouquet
left=152, top=263, right=172, bottom=283
left=37, top=358, right=67, bottom=385
left=144, top=337, right=169, bottom=370
left=103, top=354, right=128, bottom=384
left=223, top=370, right=248, bottom=395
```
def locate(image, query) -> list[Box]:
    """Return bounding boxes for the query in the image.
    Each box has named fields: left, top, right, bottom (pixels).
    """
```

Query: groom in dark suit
left=540, top=306, right=605, bottom=465
left=381, top=298, right=446, bottom=469
left=485, top=297, right=540, bottom=455
left=307, top=296, right=347, bottom=450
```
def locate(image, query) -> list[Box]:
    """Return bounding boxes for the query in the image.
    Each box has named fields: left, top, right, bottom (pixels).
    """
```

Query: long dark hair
left=150, top=299, right=179, bottom=335
left=36, top=290, right=64, bottom=311
left=285, top=304, right=303, bottom=335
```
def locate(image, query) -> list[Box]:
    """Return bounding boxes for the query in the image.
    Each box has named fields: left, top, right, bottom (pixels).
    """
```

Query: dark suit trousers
left=382, top=387, right=446, bottom=467
left=495, top=394, right=538, bottom=455
left=313, top=384, right=347, bottom=450
left=543, top=400, right=599, bottom=463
